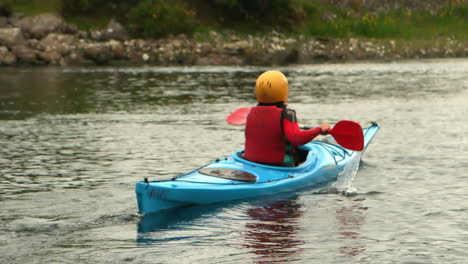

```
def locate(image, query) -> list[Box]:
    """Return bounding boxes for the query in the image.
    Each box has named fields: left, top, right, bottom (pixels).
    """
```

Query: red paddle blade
left=329, top=120, right=364, bottom=151
left=226, top=107, right=251, bottom=125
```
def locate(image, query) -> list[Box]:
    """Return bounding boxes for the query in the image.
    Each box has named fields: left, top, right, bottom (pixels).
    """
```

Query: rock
left=90, top=20, right=129, bottom=41
left=89, top=30, right=104, bottom=41
left=196, top=54, right=243, bottom=65
left=7, top=13, right=25, bottom=26
left=0, top=46, right=16, bottom=65
left=107, top=40, right=127, bottom=59
left=82, top=41, right=127, bottom=64
left=223, top=40, right=250, bottom=55
left=38, top=50, right=62, bottom=65
left=0, top=27, right=25, bottom=47
left=39, top=33, right=77, bottom=55
left=197, top=43, right=212, bottom=56
left=82, top=43, right=111, bottom=64
left=64, top=51, right=88, bottom=65
left=103, top=20, right=128, bottom=41
left=16, top=13, right=77, bottom=39
left=11, top=45, right=39, bottom=64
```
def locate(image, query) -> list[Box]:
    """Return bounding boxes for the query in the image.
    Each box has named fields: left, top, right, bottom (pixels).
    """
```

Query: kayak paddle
left=225, top=107, right=251, bottom=125
left=226, top=107, right=364, bottom=151
left=328, top=120, right=364, bottom=151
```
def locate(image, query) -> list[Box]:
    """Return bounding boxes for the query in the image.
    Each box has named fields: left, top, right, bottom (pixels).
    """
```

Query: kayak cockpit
left=232, top=145, right=318, bottom=172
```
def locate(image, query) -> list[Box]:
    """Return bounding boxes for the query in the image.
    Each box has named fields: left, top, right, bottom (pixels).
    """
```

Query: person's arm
left=282, top=109, right=326, bottom=146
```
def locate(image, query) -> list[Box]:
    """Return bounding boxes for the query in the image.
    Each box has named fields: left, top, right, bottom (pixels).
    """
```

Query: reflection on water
left=243, top=197, right=304, bottom=263
left=136, top=195, right=305, bottom=263
left=335, top=199, right=368, bottom=258
left=0, top=67, right=259, bottom=120
left=136, top=203, right=223, bottom=234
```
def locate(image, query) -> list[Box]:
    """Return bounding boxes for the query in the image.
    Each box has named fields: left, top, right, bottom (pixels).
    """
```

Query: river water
left=0, top=59, right=467, bottom=264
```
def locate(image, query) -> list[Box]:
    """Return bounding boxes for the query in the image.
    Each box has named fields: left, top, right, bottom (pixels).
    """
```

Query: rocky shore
left=1, top=13, right=467, bottom=67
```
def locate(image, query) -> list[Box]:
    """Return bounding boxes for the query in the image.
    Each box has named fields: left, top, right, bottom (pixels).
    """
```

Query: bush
left=0, top=1, right=12, bottom=17
left=128, top=0, right=197, bottom=38
left=60, top=0, right=133, bottom=29
left=206, top=0, right=304, bottom=30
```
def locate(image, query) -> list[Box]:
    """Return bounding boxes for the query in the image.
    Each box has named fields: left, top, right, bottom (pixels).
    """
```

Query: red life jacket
left=244, top=105, right=286, bottom=165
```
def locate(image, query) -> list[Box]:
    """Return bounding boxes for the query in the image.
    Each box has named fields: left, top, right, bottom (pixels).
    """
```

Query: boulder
left=90, top=20, right=129, bottom=41
left=82, top=43, right=111, bottom=64
left=103, top=20, right=128, bottom=41
left=0, top=27, right=25, bottom=47
left=0, top=46, right=16, bottom=65
left=11, top=45, right=39, bottom=64
left=82, top=40, right=127, bottom=64
left=39, top=33, right=77, bottom=55
left=64, top=51, right=89, bottom=65
left=107, top=40, right=127, bottom=59
left=38, top=50, right=63, bottom=65
left=16, top=13, right=77, bottom=39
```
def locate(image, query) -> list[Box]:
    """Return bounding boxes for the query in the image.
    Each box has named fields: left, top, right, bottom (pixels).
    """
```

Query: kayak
left=136, top=122, right=380, bottom=215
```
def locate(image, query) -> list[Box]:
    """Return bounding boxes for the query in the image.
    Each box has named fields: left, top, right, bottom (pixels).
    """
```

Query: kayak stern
left=136, top=181, right=191, bottom=214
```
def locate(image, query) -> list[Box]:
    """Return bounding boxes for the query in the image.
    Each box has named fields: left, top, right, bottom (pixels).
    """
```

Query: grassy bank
left=3, top=0, right=468, bottom=41
left=301, top=3, right=468, bottom=40
left=3, top=0, right=61, bottom=15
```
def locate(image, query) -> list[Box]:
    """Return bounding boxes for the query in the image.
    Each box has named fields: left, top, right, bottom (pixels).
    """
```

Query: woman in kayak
left=244, top=70, right=330, bottom=167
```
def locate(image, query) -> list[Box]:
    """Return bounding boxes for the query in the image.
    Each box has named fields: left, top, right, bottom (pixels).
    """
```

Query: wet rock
left=196, top=54, right=243, bottom=65
left=0, top=27, right=25, bottom=47
left=0, top=46, right=16, bottom=65
left=16, top=13, right=78, bottom=39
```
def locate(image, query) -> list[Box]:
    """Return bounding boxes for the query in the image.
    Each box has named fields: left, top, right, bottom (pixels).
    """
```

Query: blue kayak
left=136, top=122, right=380, bottom=215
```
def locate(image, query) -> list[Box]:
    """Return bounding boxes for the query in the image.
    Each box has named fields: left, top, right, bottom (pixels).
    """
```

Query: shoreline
left=1, top=13, right=467, bottom=67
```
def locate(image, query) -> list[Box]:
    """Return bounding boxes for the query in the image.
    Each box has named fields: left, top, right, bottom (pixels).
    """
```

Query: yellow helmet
left=255, top=70, right=288, bottom=104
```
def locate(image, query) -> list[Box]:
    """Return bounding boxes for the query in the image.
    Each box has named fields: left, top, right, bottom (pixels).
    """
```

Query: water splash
left=332, top=152, right=363, bottom=196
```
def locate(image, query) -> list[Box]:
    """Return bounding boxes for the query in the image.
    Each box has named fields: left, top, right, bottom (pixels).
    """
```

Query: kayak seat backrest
left=199, top=167, right=257, bottom=183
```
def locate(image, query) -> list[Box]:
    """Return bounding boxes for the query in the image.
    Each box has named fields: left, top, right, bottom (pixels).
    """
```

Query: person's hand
left=320, top=123, right=330, bottom=135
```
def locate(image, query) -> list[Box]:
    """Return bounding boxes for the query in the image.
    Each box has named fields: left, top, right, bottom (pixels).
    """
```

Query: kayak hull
left=136, top=123, right=380, bottom=215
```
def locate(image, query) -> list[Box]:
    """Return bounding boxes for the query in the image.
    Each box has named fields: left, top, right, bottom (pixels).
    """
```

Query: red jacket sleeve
left=282, top=118, right=322, bottom=146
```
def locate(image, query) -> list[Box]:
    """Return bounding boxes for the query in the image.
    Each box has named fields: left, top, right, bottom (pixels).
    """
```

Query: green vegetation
left=2, top=0, right=61, bottom=15
left=2, top=0, right=468, bottom=40
left=128, top=0, right=197, bottom=38
left=303, top=5, right=468, bottom=39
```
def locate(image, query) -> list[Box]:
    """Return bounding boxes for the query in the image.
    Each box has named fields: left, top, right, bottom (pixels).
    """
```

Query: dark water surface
left=1, top=60, right=467, bottom=263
